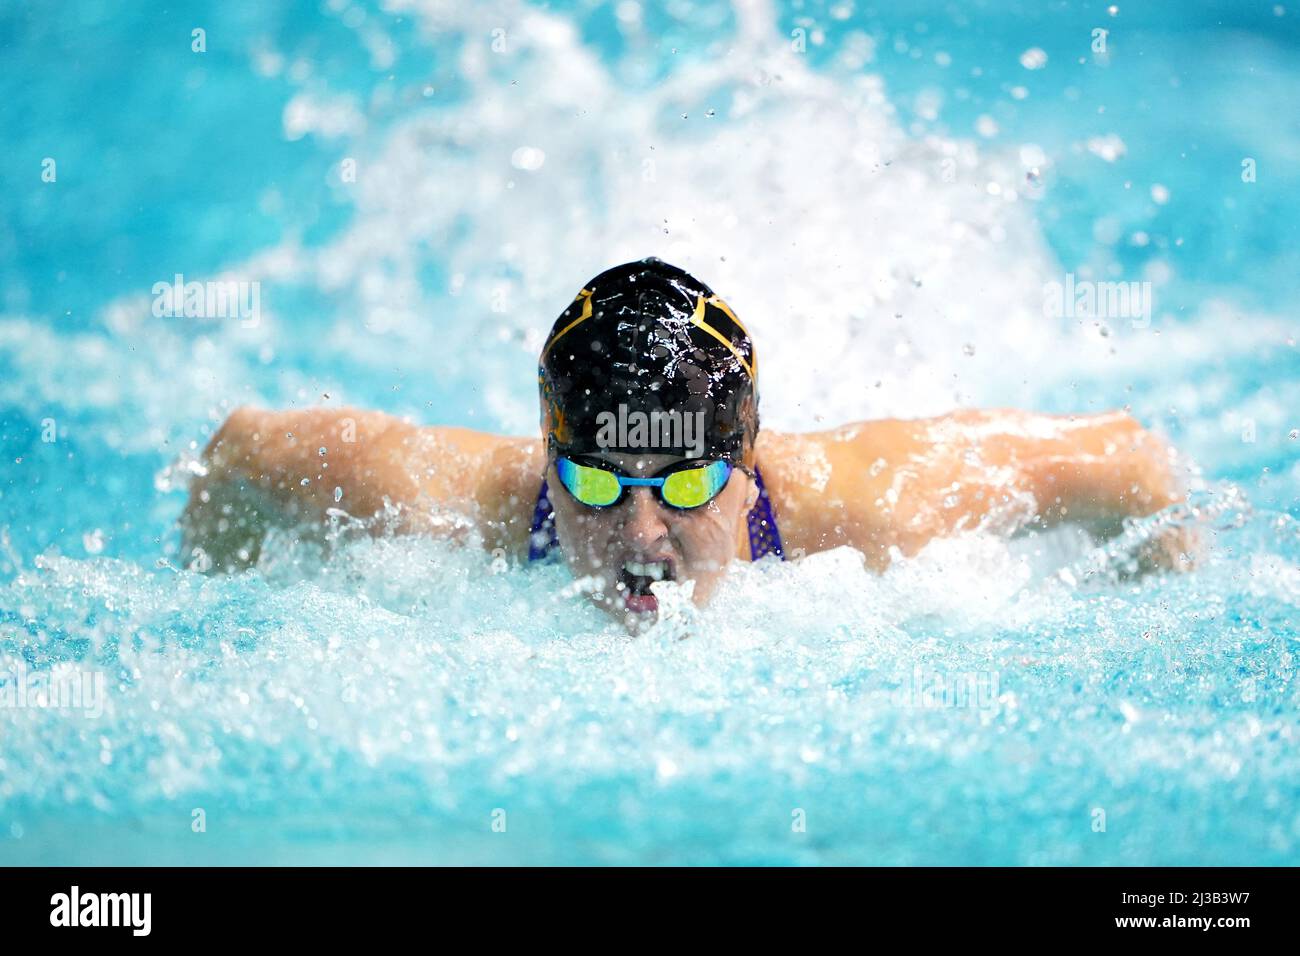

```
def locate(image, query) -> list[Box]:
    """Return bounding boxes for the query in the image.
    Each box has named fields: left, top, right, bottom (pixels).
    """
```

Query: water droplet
left=510, top=146, right=545, bottom=171
left=1019, top=47, right=1048, bottom=70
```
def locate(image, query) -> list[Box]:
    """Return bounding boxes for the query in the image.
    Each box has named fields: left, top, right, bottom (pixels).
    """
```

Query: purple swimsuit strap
left=746, top=466, right=785, bottom=561
left=527, top=466, right=784, bottom=563
left=527, top=478, right=560, bottom=563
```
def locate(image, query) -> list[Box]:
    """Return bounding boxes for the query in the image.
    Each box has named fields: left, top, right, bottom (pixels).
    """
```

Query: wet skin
left=182, top=406, right=1191, bottom=620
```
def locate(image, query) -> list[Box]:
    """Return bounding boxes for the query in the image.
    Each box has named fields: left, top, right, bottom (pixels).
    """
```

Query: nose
left=618, top=487, right=669, bottom=549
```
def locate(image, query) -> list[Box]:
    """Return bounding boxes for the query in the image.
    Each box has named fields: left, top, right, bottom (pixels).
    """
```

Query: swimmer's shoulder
left=323, top=416, right=542, bottom=548
left=463, top=432, right=545, bottom=555
left=211, top=405, right=542, bottom=519
left=756, top=418, right=922, bottom=496
left=754, top=419, right=935, bottom=568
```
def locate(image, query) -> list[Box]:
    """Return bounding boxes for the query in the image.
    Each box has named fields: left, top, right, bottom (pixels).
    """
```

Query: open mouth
left=617, top=558, right=675, bottom=614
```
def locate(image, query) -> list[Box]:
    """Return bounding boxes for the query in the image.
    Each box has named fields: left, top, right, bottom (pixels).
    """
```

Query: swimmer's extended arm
left=764, top=409, right=1188, bottom=571
left=993, top=410, right=1185, bottom=535
left=180, top=407, right=542, bottom=571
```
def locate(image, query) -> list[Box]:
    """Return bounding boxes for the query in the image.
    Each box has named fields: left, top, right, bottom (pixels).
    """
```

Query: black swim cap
left=538, top=258, right=758, bottom=468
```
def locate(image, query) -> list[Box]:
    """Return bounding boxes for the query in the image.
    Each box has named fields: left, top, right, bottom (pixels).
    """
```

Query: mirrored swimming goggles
left=555, top=456, right=737, bottom=510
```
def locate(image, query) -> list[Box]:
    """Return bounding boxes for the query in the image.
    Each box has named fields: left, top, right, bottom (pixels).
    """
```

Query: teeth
left=624, top=561, right=667, bottom=580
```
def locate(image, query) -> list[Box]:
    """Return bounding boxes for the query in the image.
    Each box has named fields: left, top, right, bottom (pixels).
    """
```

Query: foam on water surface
left=0, top=0, right=1297, bottom=863
left=2, top=495, right=1297, bottom=864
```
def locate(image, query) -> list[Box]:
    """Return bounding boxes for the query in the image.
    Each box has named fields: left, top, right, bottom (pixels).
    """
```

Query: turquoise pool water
left=0, top=0, right=1297, bottom=864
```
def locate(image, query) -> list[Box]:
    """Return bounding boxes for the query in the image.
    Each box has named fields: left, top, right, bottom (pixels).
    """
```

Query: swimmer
left=182, top=258, right=1192, bottom=622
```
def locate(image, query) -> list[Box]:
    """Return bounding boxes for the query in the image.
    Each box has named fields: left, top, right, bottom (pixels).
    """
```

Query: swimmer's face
left=548, top=451, right=757, bottom=625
